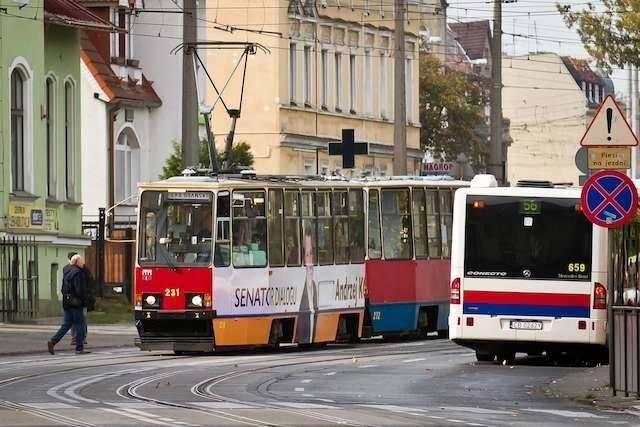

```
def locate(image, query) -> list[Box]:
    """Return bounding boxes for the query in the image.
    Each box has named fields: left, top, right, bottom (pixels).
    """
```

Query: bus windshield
left=138, top=190, right=214, bottom=266
left=464, top=195, right=592, bottom=281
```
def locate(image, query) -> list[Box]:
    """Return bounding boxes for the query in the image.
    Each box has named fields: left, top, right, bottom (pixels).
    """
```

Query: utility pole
left=182, top=0, right=199, bottom=168
left=393, top=0, right=407, bottom=176
left=489, top=0, right=504, bottom=184
left=632, top=66, right=639, bottom=178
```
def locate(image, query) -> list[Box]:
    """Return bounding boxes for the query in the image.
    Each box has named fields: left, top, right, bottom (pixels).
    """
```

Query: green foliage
left=558, top=1, right=640, bottom=72
left=419, top=54, right=489, bottom=167
left=159, top=140, right=255, bottom=179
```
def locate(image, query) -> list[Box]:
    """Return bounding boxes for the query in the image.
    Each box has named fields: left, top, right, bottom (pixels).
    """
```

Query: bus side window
left=317, top=191, right=334, bottom=265
left=367, top=190, right=382, bottom=259
left=268, top=189, right=284, bottom=267
left=412, top=188, right=428, bottom=259
left=426, top=189, right=441, bottom=258
left=333, top=190, right=350, bottom=264
left=382, top=188, right=413, bottom=260
left=284, top=190, right=301, bottom=266
left=349, top=189, right=365, bottom=263
left=215, top=193, right=231, bottom=267
left=440, top=189, right=453, bottom=258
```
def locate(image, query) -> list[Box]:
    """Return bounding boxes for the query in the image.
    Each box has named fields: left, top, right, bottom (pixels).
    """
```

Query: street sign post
left=580, top=95, right=638, bottom=147
left=580, top=170, right=638, bottom=228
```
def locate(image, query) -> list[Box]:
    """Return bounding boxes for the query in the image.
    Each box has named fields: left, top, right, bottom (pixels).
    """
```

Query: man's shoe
left=75, top=349, right=91, bottom=355
left=47, top=340, right=55, bottom=355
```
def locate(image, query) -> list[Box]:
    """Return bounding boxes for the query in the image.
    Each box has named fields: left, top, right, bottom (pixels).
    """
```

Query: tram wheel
left=496, top=351, right=516, bottom=364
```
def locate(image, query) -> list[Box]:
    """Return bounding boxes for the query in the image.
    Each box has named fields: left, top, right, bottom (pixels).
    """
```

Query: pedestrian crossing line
left=401, top=358, right=426, bottom=363
left=185, top=401, right=257, bottom=409
left=18, top=402, right=78, bottom=410
left=270, top=401, right=339, bottom=409
left=523, top=408, right=606, bottom=419
left=101, top=407, right=176, bottom=426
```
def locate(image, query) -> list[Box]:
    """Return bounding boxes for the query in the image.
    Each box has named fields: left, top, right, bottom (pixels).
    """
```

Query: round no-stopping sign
left=581, top=170, right=638, bottom=228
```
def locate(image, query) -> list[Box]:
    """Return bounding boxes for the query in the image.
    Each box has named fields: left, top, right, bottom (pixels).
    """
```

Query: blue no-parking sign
left=581, top=170, right=638, bottom=228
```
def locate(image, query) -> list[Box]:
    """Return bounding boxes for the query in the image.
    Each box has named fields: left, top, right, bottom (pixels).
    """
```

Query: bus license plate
left=510, top=320, right=542, bottom=330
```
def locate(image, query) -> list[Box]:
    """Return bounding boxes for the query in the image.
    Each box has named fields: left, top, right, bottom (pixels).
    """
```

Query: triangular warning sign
left=581, top=95, right=638, bottom=146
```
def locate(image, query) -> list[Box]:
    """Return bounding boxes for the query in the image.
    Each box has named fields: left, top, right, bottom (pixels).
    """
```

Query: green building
left=0, top=1, right=113, bottom=319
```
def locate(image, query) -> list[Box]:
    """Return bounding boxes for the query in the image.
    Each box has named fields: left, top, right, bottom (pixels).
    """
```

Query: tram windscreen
left=138, top=190, right=214, bottom=266
left=464, top=195, right=592, bottom=281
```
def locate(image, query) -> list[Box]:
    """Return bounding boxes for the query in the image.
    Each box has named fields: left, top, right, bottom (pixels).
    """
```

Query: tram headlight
left=142, top=293, right=161, bottom=309
left=191, top=295, right=203, bottom=307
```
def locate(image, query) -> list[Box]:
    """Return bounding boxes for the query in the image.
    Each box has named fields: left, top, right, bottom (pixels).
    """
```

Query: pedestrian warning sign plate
left=580, top=95, right=638, bottom=147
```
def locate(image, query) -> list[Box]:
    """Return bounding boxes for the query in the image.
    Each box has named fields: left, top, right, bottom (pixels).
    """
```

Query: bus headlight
left=191, top=295, right=203, bottom=307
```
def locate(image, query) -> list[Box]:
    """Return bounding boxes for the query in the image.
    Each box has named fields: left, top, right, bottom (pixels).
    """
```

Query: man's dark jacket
left=61, top=265, right=89, bottom=309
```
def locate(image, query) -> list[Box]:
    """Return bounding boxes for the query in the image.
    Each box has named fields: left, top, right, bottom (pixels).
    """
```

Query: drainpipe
left=107, top=102, right=121, bottom=213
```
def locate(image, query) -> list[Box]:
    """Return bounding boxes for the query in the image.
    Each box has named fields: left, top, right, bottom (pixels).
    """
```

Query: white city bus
left=448, top=176, right=608, bottom=363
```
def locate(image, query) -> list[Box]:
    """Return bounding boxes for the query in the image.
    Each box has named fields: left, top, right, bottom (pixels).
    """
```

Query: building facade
left=0, top=1, right=113, bottom=316
left=503, top=52, right=613, bottom=185
left=204, top=0, right=429, bottom=176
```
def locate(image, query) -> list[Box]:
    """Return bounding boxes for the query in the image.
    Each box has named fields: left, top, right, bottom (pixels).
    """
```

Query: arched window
left=11, top=68, right=25, bottom=191
left=115, top=127, right=140, bottom=202
left=64, top=80, right=75, bottom=200
left=46, top=76, right=56, bottom=198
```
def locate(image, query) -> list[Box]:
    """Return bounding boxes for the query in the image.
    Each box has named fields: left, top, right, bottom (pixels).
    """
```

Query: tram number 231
left=164, top=288, right=180, bottom=297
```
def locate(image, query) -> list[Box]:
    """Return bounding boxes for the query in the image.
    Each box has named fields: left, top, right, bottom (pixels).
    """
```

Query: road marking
left=401, top=358, right=426, bottom=363
left=302, top=394, right=314, bottom=397
left=446, top=419, right=465, bottom=424
left=316, top=398, right=335, bottom=403
left=187, top=401, right=257, bottom=409
left=102, top=407, right=175, bottom=426
left=523, top=408, right=605, bottom=418
left=360, top=404, right=426, bottom=413
left=357, top=364, right=379, bottom=369
left=19, top=402, right=77, bottom=409
left=440, top=406, right=513, bottom=415
left=295, top=387, right=305, bottom=392
left=324, top=372, right=337, bottom=376
left=271, top=402, right=338, bottom=409
left=103, top=401, right=165, bottom=409
left=301, top=379, right=313, bottom=383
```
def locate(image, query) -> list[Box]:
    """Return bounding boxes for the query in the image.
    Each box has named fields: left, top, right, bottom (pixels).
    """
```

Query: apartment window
left=364, top=49, right=372, bottom=115
left=304, top=158, right=314, bottom=175
left=380, top=53, right=387, bottom=118
left=303, top=45, right=312, bottom=105
left=10, top=68, right=25, bottom=192
left=64, top=81, right=75, bottom=200
left=115, top=129, right=140, bottom=202
left=118, top=9, right=126, bottom=58
left=321, top=49, right=328, bottom=108
left=349, top=53, right=356, bottom=113
left=46, top=77, right=56, bottom=198
left=334, top=52, right=342, bottom=110
left=111, top=8, right=119, bottom=58
left=289, top=43, right=297, bottom=104
left=405, top=57, right=413, bottom=122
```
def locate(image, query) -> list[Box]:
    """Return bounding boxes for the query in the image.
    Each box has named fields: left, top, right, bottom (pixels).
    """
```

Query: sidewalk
left=0, top=321, right=138, bottom=355
left=545, top=365, right=640, bottom=413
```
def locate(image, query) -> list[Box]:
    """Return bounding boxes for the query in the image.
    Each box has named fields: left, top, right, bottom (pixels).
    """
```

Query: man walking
left=48, top=254, right=91, bottom=355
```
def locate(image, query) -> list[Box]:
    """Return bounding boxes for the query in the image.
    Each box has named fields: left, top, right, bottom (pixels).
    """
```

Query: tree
left=558, top=1, right=640, bottom=71
left=419, top=54, right=489, bottom=167
left=159, top=141, right=255, bottom=179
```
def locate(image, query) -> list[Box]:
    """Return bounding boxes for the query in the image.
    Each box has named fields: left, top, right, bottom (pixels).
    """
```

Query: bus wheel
left=475, top=350, right=495, bottom=362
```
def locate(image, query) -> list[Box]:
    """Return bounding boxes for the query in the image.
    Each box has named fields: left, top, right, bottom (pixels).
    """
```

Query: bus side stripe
left=464, top=291, right=590, bottom=307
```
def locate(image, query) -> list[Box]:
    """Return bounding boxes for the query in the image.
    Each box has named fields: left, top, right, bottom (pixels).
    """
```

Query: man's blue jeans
left=51, top=308, right=85, bottom=352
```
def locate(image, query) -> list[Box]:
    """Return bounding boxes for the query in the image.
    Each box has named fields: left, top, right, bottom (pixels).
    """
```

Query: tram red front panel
left=135, top=267, right=213, bottom=310
left=365, top=259, right=450, bottom=304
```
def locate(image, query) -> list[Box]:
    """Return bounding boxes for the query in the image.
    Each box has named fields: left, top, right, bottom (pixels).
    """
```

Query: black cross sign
left=328, top=129, right=369, bottom=169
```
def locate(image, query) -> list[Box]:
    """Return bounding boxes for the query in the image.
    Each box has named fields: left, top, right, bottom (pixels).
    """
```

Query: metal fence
left=611, top=220, right=640, bottom=396
left=0, top=236, right=39, bottom=322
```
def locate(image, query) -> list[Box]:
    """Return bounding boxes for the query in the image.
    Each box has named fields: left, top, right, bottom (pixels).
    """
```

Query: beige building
left=205, top=0, right=439, bottom=176
left=503, top=53, right=612, bottom=185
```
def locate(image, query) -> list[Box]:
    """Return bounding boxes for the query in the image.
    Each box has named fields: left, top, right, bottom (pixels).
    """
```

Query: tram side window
left=215, top=192, right=231, bottom=267
left=412, top=188, right=428, bottom=259
left=382, top=189, right=413, bottom=260
left=284, top=190, right=301, bottom=266
left=301, top=191, right=318, bottom=266
left=268, top=189, right=284, bottom=267
left=425, top=189, right=441, bottom=258
left=317, top=191, right=334, bottom=265
left=333, top=191, right=350, bottom=264
left=232, top=191, right=267, bottom=268
left=349, top=189, right=365, bottom=263
left=367, top=190, right=382, bottom=259
left=440, top=190, right=453, bottom=258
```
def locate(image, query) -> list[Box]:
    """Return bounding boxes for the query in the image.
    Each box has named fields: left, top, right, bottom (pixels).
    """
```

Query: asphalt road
left=0, top=339, right=634, bottom=427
